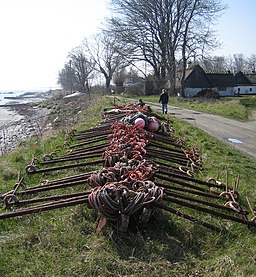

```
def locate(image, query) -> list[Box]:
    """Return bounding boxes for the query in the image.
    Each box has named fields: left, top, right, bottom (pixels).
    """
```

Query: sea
left=0, top=87, right=56, bottom=105
left=0, top=87, right=58, bottom=127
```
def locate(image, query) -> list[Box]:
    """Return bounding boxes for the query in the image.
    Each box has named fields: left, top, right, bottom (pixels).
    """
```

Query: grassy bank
left=125, top=95, right=256, bottom=122
left=0, top=95, right=255, bottom=276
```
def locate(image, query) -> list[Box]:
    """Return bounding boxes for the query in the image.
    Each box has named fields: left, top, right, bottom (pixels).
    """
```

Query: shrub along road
left=147, top=101, right=256, bottom=159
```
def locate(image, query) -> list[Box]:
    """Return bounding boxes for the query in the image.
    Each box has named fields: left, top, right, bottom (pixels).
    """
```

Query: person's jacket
left=159, top=92, right=169, bottom=104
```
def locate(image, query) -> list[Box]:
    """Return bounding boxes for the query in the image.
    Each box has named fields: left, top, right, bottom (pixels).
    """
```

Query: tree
left=108, top=0, right=177, bottom=92
left=68, top=47, right=95, bottom=93
left=113, top=68, right=127, bottom=87
left=83, top=34, right=129, bottom=89
left=177, top=0, right=226, bottom=95
left=57, top=60, right=76, bottom=93
left=58, top=47, right=95, bottom=94
left=232, top=53, right=247, bottom=73
left=246, top=54, right=256, bottom=73
left=200, top=56, right=228, bottom=71
left=197, top=53, right=256, bottom=75
left=108, top=0, right=227, bottom=96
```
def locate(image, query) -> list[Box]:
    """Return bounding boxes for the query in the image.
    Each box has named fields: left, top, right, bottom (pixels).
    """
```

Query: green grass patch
left=239, top=95, right=256, bottom=108
left=0, top=94, right=255, bottom=276
left=123, top=94, right=256, bottom=122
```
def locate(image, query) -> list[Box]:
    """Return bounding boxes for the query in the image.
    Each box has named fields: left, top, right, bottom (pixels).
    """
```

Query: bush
left=239, top=96, right=256, bottom=107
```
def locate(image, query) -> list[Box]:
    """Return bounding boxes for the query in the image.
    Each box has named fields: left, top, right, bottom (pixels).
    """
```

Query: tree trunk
left=106, top=77, right=111, bottom=88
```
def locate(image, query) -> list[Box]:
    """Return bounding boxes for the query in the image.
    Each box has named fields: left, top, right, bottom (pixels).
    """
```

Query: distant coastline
left=0, top=89, right=53, bottom=127
left=0, top=91, right=14, bottom=94
left=0, top=86, right=60, bottom=93
left=0, top=88, right=59, bottom=106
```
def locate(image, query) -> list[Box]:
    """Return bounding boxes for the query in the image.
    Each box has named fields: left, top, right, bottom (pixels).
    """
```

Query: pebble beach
left=0, top=90, right=53, bottom=155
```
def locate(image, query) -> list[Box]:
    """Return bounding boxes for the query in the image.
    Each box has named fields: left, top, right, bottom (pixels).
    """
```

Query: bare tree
left=107, top=0, right=227, bottom=96
left=57, top=61, right=76, bottom=93
left=58, top=47, right=95, bottom=95
left=178, top=0, right=226, bottom=95
left=113, top=68, right=127, bottom=87
left=246, top=54, right=256, bottom=73
left=199, top=56, right=228, bottom=71
left=83, top=34, right=129, bottom=89
left=68, top=47, right=95, bottom=94
left=108, top=0, right=177, bottom=92
left=198, top=53, right=256, bottom=75
left=232, top=53, right=247, bottom=73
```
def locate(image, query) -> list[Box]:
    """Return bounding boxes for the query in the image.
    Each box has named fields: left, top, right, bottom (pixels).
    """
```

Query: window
left=250, top=88, right=252, bottom=92
left=218, top=87, right=227, bottom=91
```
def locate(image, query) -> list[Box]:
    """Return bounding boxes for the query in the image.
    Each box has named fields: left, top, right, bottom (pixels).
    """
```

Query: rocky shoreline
left=0, top=89, right=94, bottom=155
left=0, top=102, right=51, bottom=155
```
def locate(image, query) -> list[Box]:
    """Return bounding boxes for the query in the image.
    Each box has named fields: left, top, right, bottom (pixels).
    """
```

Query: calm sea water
left=0, top=87, right=54, bottom=105
left=0, top=87, right=57, bottom=128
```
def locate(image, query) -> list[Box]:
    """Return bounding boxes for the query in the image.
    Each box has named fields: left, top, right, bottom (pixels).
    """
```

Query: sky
left=213, top=0, right=256, bottom=57
left=0, top=0, right=255, bottom=91
left=0, top=0, right=110, bottom=91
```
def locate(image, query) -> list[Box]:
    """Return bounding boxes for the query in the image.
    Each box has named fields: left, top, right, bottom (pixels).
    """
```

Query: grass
left=0, top=94, right=256, bottom=276
left=124, top=94, right=256, bottom=122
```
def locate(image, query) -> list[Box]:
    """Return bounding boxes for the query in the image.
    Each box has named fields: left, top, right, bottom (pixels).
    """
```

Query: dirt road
left=147, top=101, right=256, bottom=159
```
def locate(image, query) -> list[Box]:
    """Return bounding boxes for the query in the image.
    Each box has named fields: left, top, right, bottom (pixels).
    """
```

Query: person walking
left=159, top=89, right=169, bottom=114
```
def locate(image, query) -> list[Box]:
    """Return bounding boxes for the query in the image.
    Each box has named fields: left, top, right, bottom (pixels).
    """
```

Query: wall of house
left=184, top=87, right=235, bottom=98
left=234, top=86, right=256, bottom=95
left=184, top=88, right=203, bottom=98
left=217, top=87, right=235, bottom=97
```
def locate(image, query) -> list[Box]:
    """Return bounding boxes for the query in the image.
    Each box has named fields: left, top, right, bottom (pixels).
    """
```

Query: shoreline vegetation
left=0, top=92, right=256, bottom=276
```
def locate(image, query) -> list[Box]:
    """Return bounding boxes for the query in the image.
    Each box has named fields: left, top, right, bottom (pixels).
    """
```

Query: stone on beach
left=0, top=93, right=51, bottom=154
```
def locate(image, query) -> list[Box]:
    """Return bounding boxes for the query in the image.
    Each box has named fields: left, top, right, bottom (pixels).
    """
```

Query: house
left=245, top=72, right=256, bottom=94
left=182, top=65, right=235, bottom=98
left=206, top=71, right=235, bottom=97
left=182, top=65, right=212, bottom=97
left=234, top=71, right=256, bottom=95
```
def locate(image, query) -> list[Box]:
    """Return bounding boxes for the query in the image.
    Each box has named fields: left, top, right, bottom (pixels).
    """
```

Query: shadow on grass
left=105, top=209, right=227, bottom=264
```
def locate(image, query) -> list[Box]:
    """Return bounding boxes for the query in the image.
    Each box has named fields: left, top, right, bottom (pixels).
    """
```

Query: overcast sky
left=0, top=0, right=255, bottom=91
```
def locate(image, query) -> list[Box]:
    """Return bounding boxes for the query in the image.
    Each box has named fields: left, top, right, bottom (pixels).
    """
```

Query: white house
left=182, top=65, right=235, bottom=98
left=234, top=71, right=256, bottom=95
